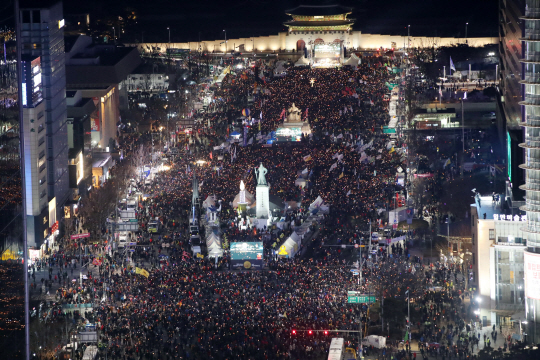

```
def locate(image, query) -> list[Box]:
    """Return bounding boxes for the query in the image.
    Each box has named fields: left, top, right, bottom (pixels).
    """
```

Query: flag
left=439, top=87, right=442, bottom=96
left=303, top=155, right=312, bottom=162
left=404, top=330, right=409, bottom=342
left=210, top=152, right=213, bottom=160
left=444, top=158, right=451, bottom=168
left=450, top=56, right=456, bottom=71
left=346, top=189, right=351, bottom=196
left=338, top=172, right=344, bottom=179
left=135, top=267, right=149, bottom=278
left=389, top=147, right=395, bottom=153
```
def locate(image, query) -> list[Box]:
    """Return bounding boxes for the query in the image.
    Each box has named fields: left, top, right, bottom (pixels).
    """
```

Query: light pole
left=167, top=27, right=170, bottom=43
left=223, top=30, right=227, bottom=53
left=465, top=23, right=468, bottom=42
left=405, top=289, right=410, bottom=350
left=112, top=27, right=116, bottom=44
left=461, top=97, right=465, bottom=177
left=407, top=25, right=410, bottom=51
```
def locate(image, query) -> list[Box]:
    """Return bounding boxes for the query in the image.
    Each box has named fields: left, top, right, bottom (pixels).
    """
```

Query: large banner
left=314, top=43, right=341, bottom=59
left=525, top=252, right=540, bottom=300
left=230, top=242, right=264, bottom=269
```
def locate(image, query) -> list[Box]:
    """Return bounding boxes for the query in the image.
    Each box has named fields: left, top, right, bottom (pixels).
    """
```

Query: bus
left=328, top=338, right=344, bottom=360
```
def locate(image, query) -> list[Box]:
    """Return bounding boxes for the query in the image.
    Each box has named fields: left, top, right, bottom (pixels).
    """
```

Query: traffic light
left=308, top=330, right=313, bottom=335
left=291, top=330, right=296, bottom=335
left=324, top=330, right=329, bottom=335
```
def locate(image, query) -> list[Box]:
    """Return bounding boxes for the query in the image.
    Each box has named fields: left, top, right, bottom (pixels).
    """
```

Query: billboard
left=276, top=127, right=302, bottom=142
left=230, top=242, right=264, bottom=269
left=525, top=252, right=540, bottom=300
left=314, top=43, right=341, bottom=59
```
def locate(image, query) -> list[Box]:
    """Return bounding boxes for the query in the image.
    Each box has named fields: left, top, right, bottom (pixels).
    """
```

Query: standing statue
left=255, top=163, right=268, bottom=186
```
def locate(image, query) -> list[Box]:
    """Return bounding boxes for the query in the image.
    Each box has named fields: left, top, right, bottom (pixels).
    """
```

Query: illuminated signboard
left=525, top=252, right=540, bottom=300
left=230, top=242, right=264, bottom=269
left=507, top=131, right=511, bottom=181
left=58, top=19, right=65, bottom=29
left=314, top=43, right=341, bottom=58
left=276, top=127, right=302, bottom=142
left=22, top=83, right=27, bottom=107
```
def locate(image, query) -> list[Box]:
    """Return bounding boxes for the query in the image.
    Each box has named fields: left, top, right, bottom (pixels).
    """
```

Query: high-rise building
left=19, top=0, right=69, bottom=242
left=20, top=55, right=50, bottom=247
left=496, top=0, right=540, bottom=343
left=498, top=0, right=525, bottom=198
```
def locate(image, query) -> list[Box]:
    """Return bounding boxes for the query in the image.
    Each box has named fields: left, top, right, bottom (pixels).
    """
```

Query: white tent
left=206, top=233, right=221, bottom=248
left=202, top=195, right=216, bottom=209
left=208, top=247, right=224, bottom=258
left=295, top=177, right=307, bottom=188
left=289, top=231, right=301, bottom=244
left=232, top=190, right=255, bottom=208
left=344, top=54, right=360, bottom=68
left=309, top=196, right=324, bottom=210
left=294, top=56, right=310, bottom=67
left=278, top=238, right=299, bottom=258
left=207, top=242, right=222, bottom=252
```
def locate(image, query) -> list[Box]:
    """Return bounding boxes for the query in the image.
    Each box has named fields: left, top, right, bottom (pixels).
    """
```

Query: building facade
left=499, top=0, right=525, bottom=200
left=127, top=5, right=497, bottom=56
left=472, top=202, right=526, bottom=327
left=519, top=0, right=540, bottom=343
left=20, top=56, right=49, bottom=248
left=19, top=0, right=70, bottom=223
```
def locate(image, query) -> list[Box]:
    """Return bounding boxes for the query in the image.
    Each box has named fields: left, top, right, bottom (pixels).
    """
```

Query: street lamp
left=167, top=27, right=170, bottom=43
left=407, top=25, right=410, bottom=50
left=223, top=29, right=227, bottom=52
left=465, top=23, right=468, bottom=41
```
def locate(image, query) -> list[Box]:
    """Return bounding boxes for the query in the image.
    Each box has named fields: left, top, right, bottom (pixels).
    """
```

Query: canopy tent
left=202, top=195, right=216, bottom=209
left=278, top=238, right=299, bottom=258
left=207, top=242, right=222, bottom=252
left=208, top=247, right=224, bottom=258
left=206, top=233, right=221, bottom=247
left=232, top=190, right=255, bottom=208
left=295, top=177, right=307, bottom=188
left=343, top=54, right=360, bottom=68
left=294, top=56, right=310, bottom=67
left=289, top=231, right=301, bottom=244
left=309, top=196, right=324, bottom=211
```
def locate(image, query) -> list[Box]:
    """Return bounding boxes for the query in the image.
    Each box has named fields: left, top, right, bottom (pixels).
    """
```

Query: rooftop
left=284, top=20, right=354, bottom=27
left=285, top=5, right=353, bottom=16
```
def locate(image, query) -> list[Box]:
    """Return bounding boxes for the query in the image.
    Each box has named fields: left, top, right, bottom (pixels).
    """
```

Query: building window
left=489, top=229, right=495, bottom=240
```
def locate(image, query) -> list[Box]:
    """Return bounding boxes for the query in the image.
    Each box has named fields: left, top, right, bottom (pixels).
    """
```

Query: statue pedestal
left=256, top=184, right=270, bottom=219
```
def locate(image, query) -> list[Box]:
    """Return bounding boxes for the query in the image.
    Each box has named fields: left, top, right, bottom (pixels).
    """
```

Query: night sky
left=64, top=0, right=498, bottom=43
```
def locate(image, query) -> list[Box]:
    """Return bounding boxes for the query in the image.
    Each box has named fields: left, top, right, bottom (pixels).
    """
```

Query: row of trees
left=77, top=145, right=147, bottom=243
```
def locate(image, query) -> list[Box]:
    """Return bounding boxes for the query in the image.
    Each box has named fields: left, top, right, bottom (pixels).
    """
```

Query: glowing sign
left=58, top=19, right=65, bottom=29
left=507, top=132, right=511, bottom=181
left=525, top=252, right=540, bottom=300
left=314, top=43, right=341, bottom=58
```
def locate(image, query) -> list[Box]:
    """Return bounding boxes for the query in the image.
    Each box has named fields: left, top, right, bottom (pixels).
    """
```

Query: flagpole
left=461, top=97, right=465, bottom=178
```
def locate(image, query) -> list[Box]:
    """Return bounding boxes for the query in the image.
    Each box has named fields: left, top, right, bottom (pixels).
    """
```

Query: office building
left=498, top=0, right=525, bottom=199
left=471, top=197, right=526, bottom=327
left=20, top=55, right=53, bottom=248
left=19, top=0, right=70, bottom=238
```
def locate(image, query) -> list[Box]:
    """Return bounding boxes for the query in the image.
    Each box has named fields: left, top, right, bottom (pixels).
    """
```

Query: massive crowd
left=31, top=58, right=489, bottom=360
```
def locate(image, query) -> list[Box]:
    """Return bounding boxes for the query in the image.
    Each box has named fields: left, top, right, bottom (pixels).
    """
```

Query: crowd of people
left=29, top=56, right=497, bottom=360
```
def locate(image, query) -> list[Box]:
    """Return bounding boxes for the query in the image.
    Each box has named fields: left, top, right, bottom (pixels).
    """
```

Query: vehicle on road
left=148, top=221, right=160, bottom=233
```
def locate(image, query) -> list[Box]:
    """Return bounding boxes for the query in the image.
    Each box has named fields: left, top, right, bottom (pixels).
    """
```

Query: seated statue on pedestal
left=285, top=103, right=302, bottom=123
